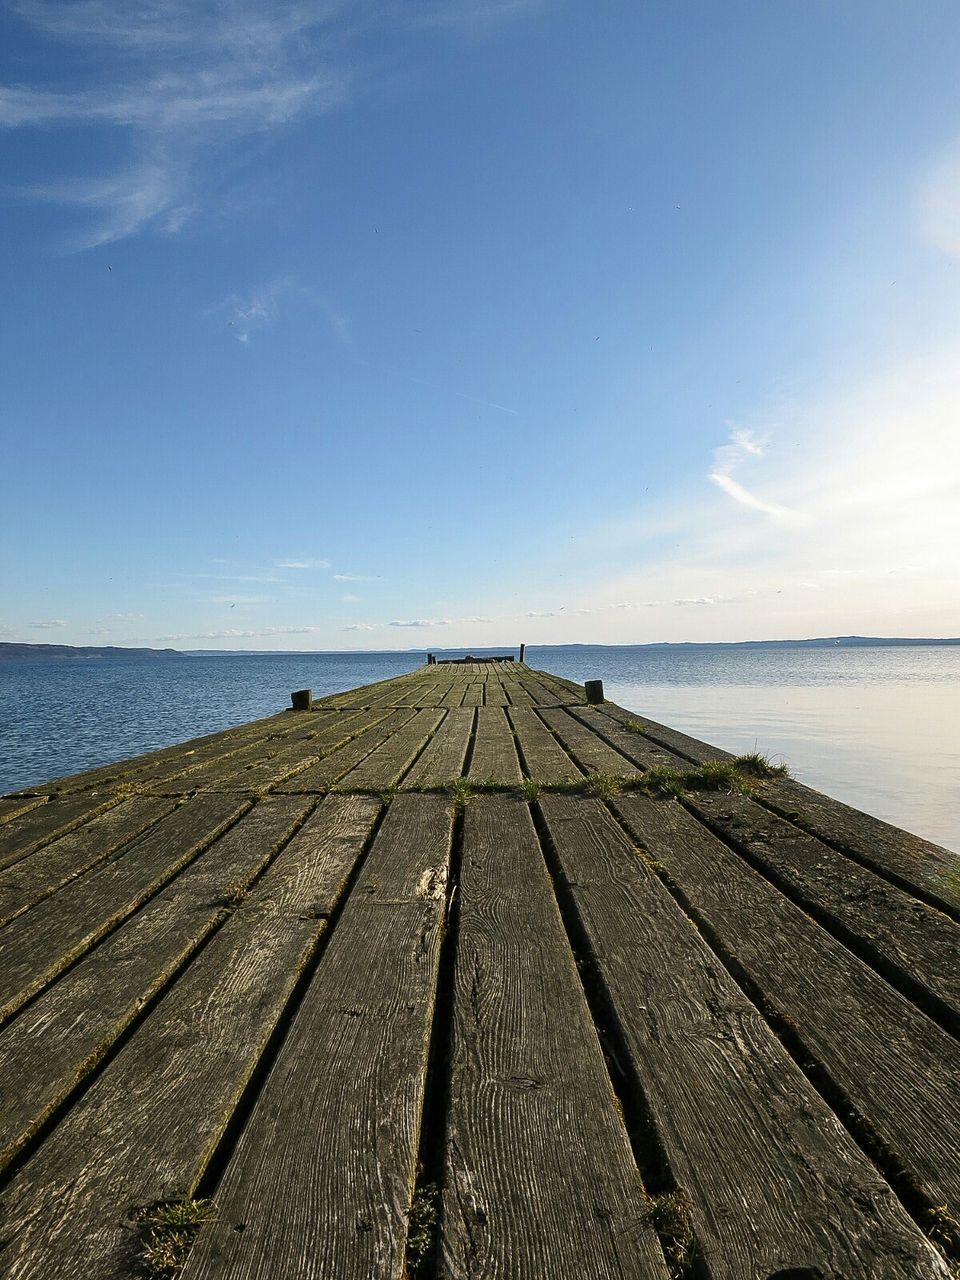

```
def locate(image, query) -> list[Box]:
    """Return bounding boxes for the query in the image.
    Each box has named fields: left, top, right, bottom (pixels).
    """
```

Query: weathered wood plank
left=0, top=793, right=123, bottom=873
left=181, top=794, right=453, bottom=1280
left=393, top=680, right=442, bottom=707
left=0, top=797, right=175, bottom=928
left=527, top=669, right=586, bottom=703
left=508, top=707, right=582, bottom=784
left=483, top=680, right=509, bottom=707
left=514, top=673, right=563, bottom=706
left=0, top=795, right=247, bottom=1023
left=0, top=797, right=46, bottom=826
left=191, top=709, right=390, bottom=793
left=274, top=709, right=417, bottom=792
left=570, top=707, right=688, bottom=772
left=537, top=794, right=949, bottom=1280
left=505, top=682, right=535, bottom=705
left=612, top=792, right=960, bottom=1226
left=760, top=775, right=960, bottom=916
left=335, top=709, right=445, bottom=791
left=0, top=796, right=313, bottom=1171
left=539, top=707, right=637, bottom=776
left=588, top=700, right=960, bottom=922
left=596, top=703, right=730, bottom=764
left=683, top=789, right=960, bottom=1032
left=24, top=713, right=295, bottom=798
left=467, top=682, right=489, bottom=707
left=0, top=794, right=380, bottom=1280
left=441, top=796, right=669, bottom=1279
left=151, top=720, right=335, bottom=795
left=468, top=707, right=522, bottom=784
left=401, top=708, right=474, bottom=789
left=440, top=681, right=468, bottom=708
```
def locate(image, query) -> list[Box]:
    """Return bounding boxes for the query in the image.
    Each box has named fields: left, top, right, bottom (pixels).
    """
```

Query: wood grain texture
left=0, top=794, right=247, bottom=1023
left=198, top=710, right=390, bottom=792
left=508, top=707, right=583, bottom=784
left=537, top=794, right=950, bottom=1280
left=569, top=707, right=689, bottom=772
left=401, top=708, right=474, bottom=788
left=335, top=709, right=445, bottom=790
left=181, top=794, right=453, bottom=1280
left=468, top=708, right=522, bottom=784
left=0, top=797, right=175, bottom=928
left=760, top=774, right=960, bottom=916
left=683, top=789, right=960, bottom=1031
left=0, top=794, right=380, bottom=1280
left=440, top=682, right=468, bottom=708
left=539, top=707, right=638, bottom=776
left=274, top=709, right=416, bottom=792
left=0, top=796, right=313, bottom=1171
left=441, top=796, right=669, bottom=1280
left=0, top=798, right=46, bottom=826
left=460, top=683, right=485, bottom=708
left=0, top=793, right=122, bottom=872
left=32, top=712, right=297, bottom=800
left=513, top=673, right=563, bottom=706
left=595, top=703, right=730, bottom=765
left=483, top=681, right=508, bottom=707
left=612, top=792, right=960, bottom=1225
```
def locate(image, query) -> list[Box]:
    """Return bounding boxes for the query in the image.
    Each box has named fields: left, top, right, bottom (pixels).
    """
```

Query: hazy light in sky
left=3, top=2, right=960, bottom=647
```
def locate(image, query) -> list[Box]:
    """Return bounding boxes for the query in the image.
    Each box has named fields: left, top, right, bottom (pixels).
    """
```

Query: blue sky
left=3, top=0, right=960, bottom=649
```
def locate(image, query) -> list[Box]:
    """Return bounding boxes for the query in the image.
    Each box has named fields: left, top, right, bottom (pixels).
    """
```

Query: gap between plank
left=599, top=797, right=960, bottom=1267
left=191, top=799, right=391, bottom=1203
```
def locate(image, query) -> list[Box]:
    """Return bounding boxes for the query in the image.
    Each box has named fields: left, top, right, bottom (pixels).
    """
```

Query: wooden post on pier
left=291, top=688, right=313, bottom=711
left=584, top=679, right=604, bottom=704
left=519, top=643, right=526, bottom=664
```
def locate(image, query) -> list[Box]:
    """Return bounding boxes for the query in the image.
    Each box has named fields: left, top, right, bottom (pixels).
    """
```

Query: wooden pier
left=0, top=661, right=957, bottom=1279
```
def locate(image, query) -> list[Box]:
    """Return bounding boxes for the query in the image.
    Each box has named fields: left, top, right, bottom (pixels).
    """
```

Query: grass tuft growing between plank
left=582, top=772, right=623, bottom=799
left=405, top=1182, right=440, bottom=1277
left=445, top=777, right=474, bottom=809
left=140, top=1200, right=216, bottom=1277
left=644, top=1189, right=696, bottom=1279
left=733, top=751, right=788, bottom=780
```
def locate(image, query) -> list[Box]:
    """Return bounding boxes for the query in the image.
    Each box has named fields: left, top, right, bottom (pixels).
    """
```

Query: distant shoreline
left=2, top=636, right=960, bottom=661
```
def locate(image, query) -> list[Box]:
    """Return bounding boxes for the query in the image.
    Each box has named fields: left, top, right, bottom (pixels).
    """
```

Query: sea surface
left=1, top=644, right=958, bottom=853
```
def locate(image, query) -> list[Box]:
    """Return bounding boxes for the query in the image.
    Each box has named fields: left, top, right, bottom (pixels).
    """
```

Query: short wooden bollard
left=291, top=689, right=313, bottom=711
left=584, top=679, right=604, bottom=704
left=427, top=653, right=435, bottom=664
left=519, top=643, right=526, bottom=664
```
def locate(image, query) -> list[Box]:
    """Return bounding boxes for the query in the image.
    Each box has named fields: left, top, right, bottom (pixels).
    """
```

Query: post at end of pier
left=519, top=642, right=526, bottom=664
left=291, top=688, right=313, bottom=711
left=584, top=679, right=604, bottom=704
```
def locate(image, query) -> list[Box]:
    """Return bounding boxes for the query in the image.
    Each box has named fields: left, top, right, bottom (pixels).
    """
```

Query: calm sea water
left=1, top=644, right=958, bottom=853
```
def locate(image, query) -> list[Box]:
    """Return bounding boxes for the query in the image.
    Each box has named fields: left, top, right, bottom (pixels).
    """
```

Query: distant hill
left=0, top=643, right=182, bottom=661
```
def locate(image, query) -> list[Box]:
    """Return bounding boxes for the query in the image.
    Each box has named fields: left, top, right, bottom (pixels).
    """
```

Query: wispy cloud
left=30, top=618, right=68, bottom=628
left=388, top=618, right=449, bottom=628
left=2, top=2, right=350, bottom=245
left=333, top=572, right=374, bottom=581
left=575, top=342, right=960, bottom=640
left=3, top=0, right=535, bottom=246
left=150, top=623, right=327, bottom=640
left=213, top=277, right=302, bottom=343
left=708, top=427, right=796, bottom=519
left=275, top=557, right=331, bottom=570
